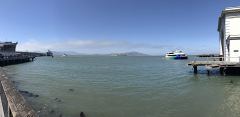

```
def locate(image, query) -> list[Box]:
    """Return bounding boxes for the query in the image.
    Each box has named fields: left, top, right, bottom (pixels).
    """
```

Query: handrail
left=193, top=56, right=240, bottom=63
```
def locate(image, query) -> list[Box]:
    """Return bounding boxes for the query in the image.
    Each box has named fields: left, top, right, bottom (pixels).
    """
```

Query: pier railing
left=189, top=56, right=240, bottom=74
left=193, top=56, right=240, bottom=63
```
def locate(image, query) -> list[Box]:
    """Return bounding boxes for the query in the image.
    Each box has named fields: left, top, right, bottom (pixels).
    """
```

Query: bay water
left=4, top=56, right=240, bottom=117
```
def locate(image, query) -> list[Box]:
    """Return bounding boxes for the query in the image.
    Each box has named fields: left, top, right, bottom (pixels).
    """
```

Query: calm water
left=3, top=56, right=240, bottom=117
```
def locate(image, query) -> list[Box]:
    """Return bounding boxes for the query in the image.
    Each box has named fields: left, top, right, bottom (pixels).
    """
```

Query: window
left=234, top=50, right=239, bottom=52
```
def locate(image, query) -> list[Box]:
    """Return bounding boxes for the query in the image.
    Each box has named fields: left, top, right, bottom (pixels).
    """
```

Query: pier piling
left=193, top=65, right=197, bottom=74
left=188, top=59, right=240, bottom=75
left=207, top=70, right=210, bottom=75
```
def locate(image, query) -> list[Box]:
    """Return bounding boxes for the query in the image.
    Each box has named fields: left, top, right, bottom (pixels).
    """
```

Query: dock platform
left=0, top=52, right=37, bottom=67
left=188, top=57, right=240, bottom=75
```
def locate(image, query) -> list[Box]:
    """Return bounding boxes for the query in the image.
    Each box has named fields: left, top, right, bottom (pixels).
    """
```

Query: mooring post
left=220, top=67, right=224, bottom=75
left=223, top=67, right=227, bottom=76
left=193, top=65, right=197, bottom=74
left=207, top=70, right=210, bottom=75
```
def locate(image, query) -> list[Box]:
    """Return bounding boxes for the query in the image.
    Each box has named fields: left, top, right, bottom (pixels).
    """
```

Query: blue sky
left=0, top=0, right=240, bottom=55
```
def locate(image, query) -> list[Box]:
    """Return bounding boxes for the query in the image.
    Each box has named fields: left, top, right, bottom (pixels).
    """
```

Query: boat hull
left=165, top=56, right=188, bottom=59
left=174, top=56, right=188, bottom=59
left=165, top=50, right=188, bottom=60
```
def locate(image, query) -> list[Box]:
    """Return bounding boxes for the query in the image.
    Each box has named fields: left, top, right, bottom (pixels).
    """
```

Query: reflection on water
left=3, top=56, right=240, bottom=117
left=216, top=80, right=240, bottom=117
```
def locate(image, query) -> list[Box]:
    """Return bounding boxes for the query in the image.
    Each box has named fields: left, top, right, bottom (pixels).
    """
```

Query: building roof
left=224, top=6, right=240, bottom=12
left=0, top=42, right=17, bottom=46
left=218, top=6, right=240, bottom=31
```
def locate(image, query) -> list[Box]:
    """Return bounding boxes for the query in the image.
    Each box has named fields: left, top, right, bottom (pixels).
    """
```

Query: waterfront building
left=218, top=6, right=240, bottom=62
left=189, top=6, right=240, bottom=75
left=0, top=42, right=17, bottom=52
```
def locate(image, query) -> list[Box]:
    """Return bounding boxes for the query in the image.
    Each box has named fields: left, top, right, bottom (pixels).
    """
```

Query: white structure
left=218, top=6, right=240, bottom=62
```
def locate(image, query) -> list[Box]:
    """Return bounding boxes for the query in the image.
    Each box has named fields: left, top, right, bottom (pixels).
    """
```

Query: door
left=230, top=40, right=240, bottom=62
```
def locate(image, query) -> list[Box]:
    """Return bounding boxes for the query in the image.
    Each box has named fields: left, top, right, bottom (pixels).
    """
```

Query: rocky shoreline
left=0, top=68, right=38, bottom=117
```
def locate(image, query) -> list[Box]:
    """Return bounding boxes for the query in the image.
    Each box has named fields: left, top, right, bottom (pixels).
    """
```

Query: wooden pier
left=0, top=42, right=45, bottom=117
left=188, top=57, right=240, bottom=75
left=0, top=42, right=47, bottom=67
left=0, top=52, right=37, bottom=67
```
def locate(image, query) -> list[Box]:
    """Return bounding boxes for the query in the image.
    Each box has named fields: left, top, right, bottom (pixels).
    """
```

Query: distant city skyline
left=0, top=0, right=240, bottom=55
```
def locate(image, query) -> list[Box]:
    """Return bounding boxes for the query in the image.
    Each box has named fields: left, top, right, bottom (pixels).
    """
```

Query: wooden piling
left=193, top=65, right=197, bottom=74
left=188, top=60, right=240, bottom=75
left=220, top=67, right=224, bottom=75
left=207, top=70, right=210, bottom=75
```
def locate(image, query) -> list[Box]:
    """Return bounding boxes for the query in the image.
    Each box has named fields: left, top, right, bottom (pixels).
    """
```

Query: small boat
left=165, top=50, right=188, bottom=59
left=62, top=53, right=68, bottom=57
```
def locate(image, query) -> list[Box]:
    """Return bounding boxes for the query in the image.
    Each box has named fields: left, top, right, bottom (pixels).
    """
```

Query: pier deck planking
left=188, top=60, right=240, bottom=74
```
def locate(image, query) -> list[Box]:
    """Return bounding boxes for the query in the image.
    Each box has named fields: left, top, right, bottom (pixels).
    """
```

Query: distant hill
left=48, top=51, right=149, bottom=56
left=109, top=52, right=149, bottom=56
left=52, top=51, right=83, bottom=56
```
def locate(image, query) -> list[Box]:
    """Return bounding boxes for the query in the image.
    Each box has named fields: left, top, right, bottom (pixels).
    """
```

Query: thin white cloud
left=16, top=39, right=217, bottom=55
left=17, top=39, right=167, bottom=53
left=17, top=40, right=53, bottom=52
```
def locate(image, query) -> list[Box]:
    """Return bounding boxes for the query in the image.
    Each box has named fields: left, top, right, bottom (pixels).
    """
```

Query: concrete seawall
left=0, top=69, right=38, bottom=117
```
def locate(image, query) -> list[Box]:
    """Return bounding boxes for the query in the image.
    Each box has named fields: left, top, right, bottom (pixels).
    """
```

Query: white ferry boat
left=165, top=50, right=188, bottom=59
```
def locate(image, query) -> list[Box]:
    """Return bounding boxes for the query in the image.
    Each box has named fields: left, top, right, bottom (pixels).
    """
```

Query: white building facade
left=218, top=6, right=240, bottom=62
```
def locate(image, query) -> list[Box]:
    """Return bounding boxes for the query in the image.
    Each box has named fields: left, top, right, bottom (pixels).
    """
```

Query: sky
left=0, top=0, right=240, bottom=55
